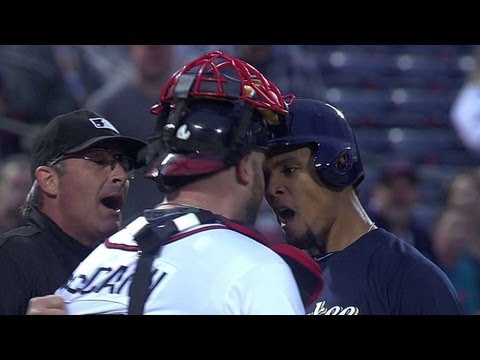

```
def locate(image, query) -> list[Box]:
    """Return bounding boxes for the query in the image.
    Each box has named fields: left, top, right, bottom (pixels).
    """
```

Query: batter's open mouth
left=277, top=208, right=295, bottom=226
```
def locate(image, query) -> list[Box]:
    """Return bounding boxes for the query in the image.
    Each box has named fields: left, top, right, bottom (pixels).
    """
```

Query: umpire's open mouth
left=100, top=194, right=123, bottom=212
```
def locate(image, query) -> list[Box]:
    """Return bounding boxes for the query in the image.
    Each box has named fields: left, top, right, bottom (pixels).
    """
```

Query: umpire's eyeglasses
left=50, top=148, right=136, bottom=179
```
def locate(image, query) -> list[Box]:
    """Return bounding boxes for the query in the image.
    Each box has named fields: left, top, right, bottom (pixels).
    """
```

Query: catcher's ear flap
left=271, top=243, right=323, bottom=309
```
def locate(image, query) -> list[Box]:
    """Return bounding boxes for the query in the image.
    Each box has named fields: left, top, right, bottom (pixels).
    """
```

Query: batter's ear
left=35, top=166, right=59, bottom=196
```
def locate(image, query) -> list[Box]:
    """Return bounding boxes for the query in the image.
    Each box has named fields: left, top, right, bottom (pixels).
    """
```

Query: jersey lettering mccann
left=56, top=213, right=305, bottom=315
left=58, top=249, right=177, bottom=314
left=63, top=265, right=168, bottom=296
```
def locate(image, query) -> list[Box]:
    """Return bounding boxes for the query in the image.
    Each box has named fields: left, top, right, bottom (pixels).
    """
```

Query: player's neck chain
left=313, top=252, right=333, bottom=262
left=313, top=222, right=376, bottom=263
left=367, top=222, right=376, bottom=232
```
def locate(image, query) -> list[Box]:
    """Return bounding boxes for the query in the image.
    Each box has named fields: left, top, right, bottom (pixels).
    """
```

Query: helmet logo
left=176, top=124, right=191, bottom=140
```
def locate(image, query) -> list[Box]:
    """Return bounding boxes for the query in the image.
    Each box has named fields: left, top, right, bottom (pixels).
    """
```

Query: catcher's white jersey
left=56, top=214, right=305, bottom=315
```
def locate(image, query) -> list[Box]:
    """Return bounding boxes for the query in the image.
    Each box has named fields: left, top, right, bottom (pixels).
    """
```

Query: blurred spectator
left=235, top=45, right=326, bottom=99
left=451, top=46, right=480, bottom=157
left=0, top=45, right=105, bottom=125
left=79, top=45, right=131, bottom=80
left=0, top=71, right=23, bottom=157
left=366, top=160, right=437, bottom=264
left=85, top=45, right=175, bottom=224
left=432, top=206, right=480, bottom=314
left=235, top=45, right=273, bottom=74
left=443, top=168, right=480, bottom=311
left=175, top=45, right=236, bottom=64
left=0, top=153, right=31, bottom=233
left=444, top=168, right=480, bottom=214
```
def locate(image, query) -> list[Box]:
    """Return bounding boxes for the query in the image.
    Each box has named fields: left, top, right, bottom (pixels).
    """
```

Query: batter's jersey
left=307, top=228, right=463, bottom=315
left=56, top=212, right=305, bottom=315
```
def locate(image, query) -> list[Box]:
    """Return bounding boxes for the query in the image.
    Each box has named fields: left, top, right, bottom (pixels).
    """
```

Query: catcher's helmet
left=144, top=51, right=290, bottom=192
left=268, top=97, right=364, bottom=190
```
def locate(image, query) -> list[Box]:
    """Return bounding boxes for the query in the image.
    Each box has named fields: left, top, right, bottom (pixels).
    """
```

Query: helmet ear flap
left=333, top=149, right=353, bottom=174
left=315, top=148, right=356, bottom=191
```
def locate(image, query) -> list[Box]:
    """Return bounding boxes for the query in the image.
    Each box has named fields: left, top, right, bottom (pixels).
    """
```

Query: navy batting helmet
left=268, top=97, right=364, bottom=190
left=143, top=51, right=290, bottom=192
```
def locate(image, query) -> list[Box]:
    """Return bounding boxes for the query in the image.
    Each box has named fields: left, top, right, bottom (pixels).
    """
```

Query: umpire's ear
left=35, top=166, right=59, bottom=196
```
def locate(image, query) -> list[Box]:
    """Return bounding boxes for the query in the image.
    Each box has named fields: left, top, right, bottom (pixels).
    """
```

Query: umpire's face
left=41, top=143, right=131, bottom=246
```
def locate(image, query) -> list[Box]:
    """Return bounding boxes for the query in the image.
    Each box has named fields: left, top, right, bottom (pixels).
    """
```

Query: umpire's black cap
left=31, top=109, right=147, bottom=177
